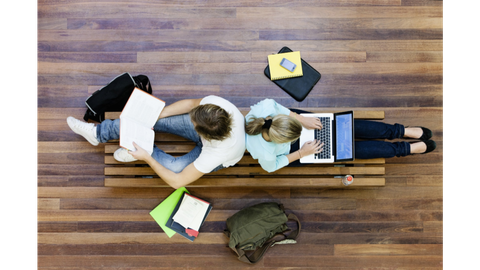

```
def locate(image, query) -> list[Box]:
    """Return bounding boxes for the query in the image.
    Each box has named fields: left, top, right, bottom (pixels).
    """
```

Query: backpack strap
left=233, top=213, right=301, bottom=264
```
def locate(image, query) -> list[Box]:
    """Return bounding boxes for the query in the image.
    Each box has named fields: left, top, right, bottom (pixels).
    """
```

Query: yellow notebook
left=267, top=51, right=303, bottom=80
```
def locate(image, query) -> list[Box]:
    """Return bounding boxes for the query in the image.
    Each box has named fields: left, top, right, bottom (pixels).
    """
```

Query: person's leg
left=150, top=114, right=203, bottom=173
left=150, top=144, right=202, bottom=173
left=67, top=116, right=100, bottom=146
left=154, top=114, right=201, bottom=143
left=96, top=119, right=120, bottom=143
left=355, top=140, right=411, bottom=159
left=354, top=120, right=405, bottom=140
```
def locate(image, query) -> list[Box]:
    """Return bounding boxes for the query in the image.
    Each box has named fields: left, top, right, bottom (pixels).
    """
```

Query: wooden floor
left=38, top=0, right=443, bottom=269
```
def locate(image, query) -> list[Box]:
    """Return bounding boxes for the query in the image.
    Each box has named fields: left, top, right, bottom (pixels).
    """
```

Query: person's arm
left=286, top=140, right=324, bottom=163
left=289, top=111, right=323, bottom=130
left=158, top=98, right=203, bottom=119
left=129, top=142, right=204, bottom=189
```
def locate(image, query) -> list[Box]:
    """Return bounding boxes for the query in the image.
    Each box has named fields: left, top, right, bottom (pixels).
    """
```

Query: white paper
left=119, top=120, right=155, bottom=154
left=119, top=88, right=165, bottom=153
left=173, top=194, right=210, bottom=231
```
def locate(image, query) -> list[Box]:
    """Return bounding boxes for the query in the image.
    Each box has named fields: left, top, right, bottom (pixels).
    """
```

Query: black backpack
left=83, top=72, right=152, bottom=122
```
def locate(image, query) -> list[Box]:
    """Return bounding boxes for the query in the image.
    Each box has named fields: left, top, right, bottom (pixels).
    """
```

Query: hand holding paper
left=129, top=142, right=151, bottom=161
left=119, top=88, right=166, bottom=155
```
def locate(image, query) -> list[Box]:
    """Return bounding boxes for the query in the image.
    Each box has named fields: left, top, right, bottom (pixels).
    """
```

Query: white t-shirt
left=193, top=96, right=246, bottom=173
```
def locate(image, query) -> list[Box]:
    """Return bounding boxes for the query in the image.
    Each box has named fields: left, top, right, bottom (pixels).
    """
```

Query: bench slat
left=104, top=155, right=385, bottom=165
left=104, top=166, right=385, bottom=176
left=104, top=177, right=385, bottom=188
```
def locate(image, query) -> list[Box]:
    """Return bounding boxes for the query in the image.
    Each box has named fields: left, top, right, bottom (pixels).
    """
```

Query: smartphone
left=280, top=58, right=297, bottom=72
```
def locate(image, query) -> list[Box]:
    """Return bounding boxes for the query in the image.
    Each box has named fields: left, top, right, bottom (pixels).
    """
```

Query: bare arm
left=158, top=98, right=202, bottom=119
left=290, top=111, right=323, bottom=130
left=130, top=142, right=204, bottom=189
left=286, top=140, right=324, bottom=163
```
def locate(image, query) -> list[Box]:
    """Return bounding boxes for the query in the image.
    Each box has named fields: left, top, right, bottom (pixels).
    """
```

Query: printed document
left=172, top=194, right=210, bottom=231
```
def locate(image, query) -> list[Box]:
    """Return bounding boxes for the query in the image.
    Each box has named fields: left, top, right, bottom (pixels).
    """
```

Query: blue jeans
left=96, top=114, right=224, bottom=173
left=288, top=109, right=411, bottom=161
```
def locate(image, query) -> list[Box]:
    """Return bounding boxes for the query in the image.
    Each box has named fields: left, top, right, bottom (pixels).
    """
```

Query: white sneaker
left=66, top=116, right=99, bottom=146
left=114, top=148, right=138, bottom=162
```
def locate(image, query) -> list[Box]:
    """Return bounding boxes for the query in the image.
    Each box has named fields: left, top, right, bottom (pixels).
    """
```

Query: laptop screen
left=335, top=112, right=354, bottom=161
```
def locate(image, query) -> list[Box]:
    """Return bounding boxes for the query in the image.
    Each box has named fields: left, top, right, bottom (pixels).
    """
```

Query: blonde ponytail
left=245, top=114, right=302, bottom=144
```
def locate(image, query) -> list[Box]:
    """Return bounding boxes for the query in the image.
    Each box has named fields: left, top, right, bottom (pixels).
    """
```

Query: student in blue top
left=245, top=99, right=436, bottom=173
left=244, top=99, right=324, bottom=172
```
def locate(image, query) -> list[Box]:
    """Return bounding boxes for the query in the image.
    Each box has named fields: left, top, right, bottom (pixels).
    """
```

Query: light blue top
left=245, top=99, right=292, bottom=172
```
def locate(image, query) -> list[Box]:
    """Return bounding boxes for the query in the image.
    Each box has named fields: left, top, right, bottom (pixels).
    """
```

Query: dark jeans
left=289, top=109, right=411, bottom=165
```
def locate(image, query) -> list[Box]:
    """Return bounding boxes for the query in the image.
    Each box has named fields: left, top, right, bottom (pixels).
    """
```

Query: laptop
left=299, top=111, right=355, bottom=163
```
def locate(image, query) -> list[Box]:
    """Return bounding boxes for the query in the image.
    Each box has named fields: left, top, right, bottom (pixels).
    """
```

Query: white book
left=119, top=88, right=165, bottom=155
left=172, top=193, right=210, bottom=231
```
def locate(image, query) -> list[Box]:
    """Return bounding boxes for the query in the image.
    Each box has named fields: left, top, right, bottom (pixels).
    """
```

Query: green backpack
left=224, top=202, right=301, bottom=264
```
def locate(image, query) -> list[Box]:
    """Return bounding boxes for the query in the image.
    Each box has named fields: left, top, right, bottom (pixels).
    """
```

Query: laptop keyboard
left=314, top=117, right=331, bottom=159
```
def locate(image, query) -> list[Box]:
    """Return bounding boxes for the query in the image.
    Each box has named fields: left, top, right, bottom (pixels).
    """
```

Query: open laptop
left=299, top=111, right=355, bottom=163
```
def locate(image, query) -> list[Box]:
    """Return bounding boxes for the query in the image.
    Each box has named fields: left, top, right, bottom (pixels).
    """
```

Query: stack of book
left=150, top=187, right=212, bottom=241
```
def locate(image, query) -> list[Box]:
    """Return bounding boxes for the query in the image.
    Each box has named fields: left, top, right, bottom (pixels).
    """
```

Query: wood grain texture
left=38, top=0, right=442, bottom=268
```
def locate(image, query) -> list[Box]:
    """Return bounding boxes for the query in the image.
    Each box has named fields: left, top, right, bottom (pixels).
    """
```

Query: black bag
left=83, top=72, right=152, bottom=122
left=264, top=46, right=321, bottom=102
left=224, top=202, right=301, bottom=264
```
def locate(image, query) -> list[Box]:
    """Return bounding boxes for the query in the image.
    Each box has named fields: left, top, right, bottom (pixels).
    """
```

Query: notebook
left=149, top=187, right=189, bottom=238
left=264, top=47, right=321, bottom=102
left=299, top=111, right=355, bottom=163
left=267, top=51, right=303, bottom=80
left=165, top=191, right=212, bottom=242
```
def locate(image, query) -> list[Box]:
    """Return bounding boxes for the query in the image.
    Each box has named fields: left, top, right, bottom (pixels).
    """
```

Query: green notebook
left=150, top=187, right=189, bottom=237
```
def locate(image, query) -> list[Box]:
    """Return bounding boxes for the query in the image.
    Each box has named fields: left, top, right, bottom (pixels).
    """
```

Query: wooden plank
left=38, top=0, right=403, bottom=7
left=63, top=17, right=442, bottom=30
left=104, top=166, right=385, bottom=176
left=38, top=52, right=137, bottom=63
left=38, top=187, right=291, bottom=199
left=38, top=232, right=227, bottom=245
left=264, top=255, right=442, bottom=268
left=37, top=40, right=443, bottom=53
left=38, top=243, right=234, bottom=256
left=38, top=62, right=442, bottom=75
left=334, top=244, right=442, bottom=256
left=38, top=4, right=237, bottom=19
left=367, top=51, right=443, bottom=63
left=104, top=154, right=385, bottom=164
left=260, top=29, right=442, bottom=40
left=104, top=177, right=385, bottom=188
left=236, top=7, right=443, bottom=19
left=38, top=30, right=259, bottom=42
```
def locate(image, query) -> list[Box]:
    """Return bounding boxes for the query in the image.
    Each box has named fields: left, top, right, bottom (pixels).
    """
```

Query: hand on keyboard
left=297, top=114, right=323, bottom=130
left=299, top=139, right=325, bottom=157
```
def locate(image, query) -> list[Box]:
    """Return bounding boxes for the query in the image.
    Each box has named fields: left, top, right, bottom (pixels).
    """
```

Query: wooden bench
left=104, top=109, right=386, bottom=188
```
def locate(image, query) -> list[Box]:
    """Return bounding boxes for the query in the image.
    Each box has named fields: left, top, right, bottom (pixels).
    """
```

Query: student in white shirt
left=67, top=95, right=246, bottom=189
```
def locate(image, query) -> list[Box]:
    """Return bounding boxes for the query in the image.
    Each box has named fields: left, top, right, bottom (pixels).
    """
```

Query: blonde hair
left=189, top=104, right=232, bottom=141
left=245, top=114, right=302, bottom=144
